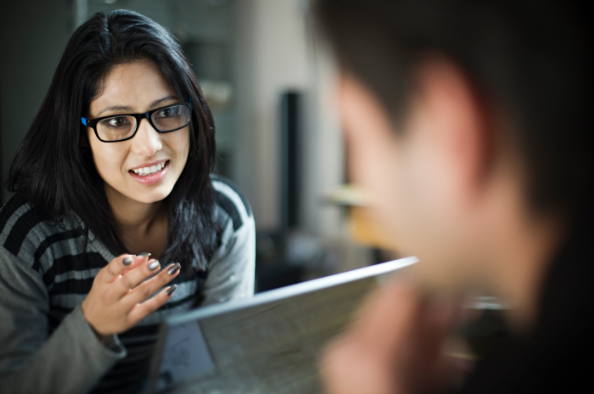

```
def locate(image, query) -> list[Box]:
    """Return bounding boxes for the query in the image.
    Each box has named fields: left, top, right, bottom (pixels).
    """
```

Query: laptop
left=146, top=257, right=418, bottom=394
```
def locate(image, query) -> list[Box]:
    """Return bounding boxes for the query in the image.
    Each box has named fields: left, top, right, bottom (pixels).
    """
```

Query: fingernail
left=168, top=263, right=181, bottom=275
left=123, top=256, right=133, bottom=266
left=148, top=260, right=160, bottom=271
left=136, top=252, right=151, bottom=257
left=166, top=284, right=177, bottom=296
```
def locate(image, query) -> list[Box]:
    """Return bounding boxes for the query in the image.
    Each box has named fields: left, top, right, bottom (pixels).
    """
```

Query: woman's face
left=86, top=60, right=190, bottom=206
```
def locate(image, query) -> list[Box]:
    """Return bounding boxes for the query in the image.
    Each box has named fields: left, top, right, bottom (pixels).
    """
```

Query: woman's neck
left=105, top=185, right=168, bottom=258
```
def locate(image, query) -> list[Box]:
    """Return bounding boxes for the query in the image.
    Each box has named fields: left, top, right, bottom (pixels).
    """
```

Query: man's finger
left=322, top=335, right=396, bottom=394
left=351, top=279, right=421, bottom=352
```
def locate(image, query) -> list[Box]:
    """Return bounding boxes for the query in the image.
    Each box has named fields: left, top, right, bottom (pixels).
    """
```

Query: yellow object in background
left=326, top=184, right=396, bottom=250
left=349, top=206, right=397, bottom=250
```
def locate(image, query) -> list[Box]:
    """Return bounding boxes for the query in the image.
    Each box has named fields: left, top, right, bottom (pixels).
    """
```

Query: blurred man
left=314, top=1, right=592, bottom=393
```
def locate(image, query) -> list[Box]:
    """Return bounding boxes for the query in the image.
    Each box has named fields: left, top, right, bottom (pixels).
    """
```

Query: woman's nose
left=131, top=118, right=163, bottom=157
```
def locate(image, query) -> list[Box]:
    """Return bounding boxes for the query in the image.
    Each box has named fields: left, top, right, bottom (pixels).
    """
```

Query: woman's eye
left=102, top=117, right=129, bottom=128
left=157, top=108, right=177, bottom=118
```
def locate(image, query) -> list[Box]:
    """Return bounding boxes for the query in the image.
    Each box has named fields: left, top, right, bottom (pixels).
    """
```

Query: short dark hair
left=314, top=0, right=592, bottom=218
left=8, top=10, right=218, bottom=271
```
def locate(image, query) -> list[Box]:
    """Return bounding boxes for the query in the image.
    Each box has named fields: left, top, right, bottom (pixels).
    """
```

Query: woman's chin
left=105, top=182, right=175, bottom=206
left=131, top=188, right=173, bottom=204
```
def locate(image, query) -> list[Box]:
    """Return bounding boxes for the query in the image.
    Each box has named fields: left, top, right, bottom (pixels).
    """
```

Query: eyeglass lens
left=96, top=104, right=191, bottom=142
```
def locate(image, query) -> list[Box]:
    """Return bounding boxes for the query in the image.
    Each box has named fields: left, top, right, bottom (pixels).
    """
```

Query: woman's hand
left=320, top=281, right=470, bottom=394
left=81, top=254, right=181, bottom=337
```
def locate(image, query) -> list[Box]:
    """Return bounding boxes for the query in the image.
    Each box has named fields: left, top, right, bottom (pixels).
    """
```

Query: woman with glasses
left=0, top=10, right=254, bottom=394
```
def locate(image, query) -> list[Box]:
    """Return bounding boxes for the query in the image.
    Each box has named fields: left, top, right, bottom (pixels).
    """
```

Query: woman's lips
left=129, top=160, right=169, bottom=185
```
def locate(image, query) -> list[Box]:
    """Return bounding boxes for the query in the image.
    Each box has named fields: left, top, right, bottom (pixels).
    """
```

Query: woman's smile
left=129, top=159, right=170, bottom=185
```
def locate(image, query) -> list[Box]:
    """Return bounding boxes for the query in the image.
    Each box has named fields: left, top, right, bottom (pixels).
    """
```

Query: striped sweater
left=0, top=175, right=255, bottom=394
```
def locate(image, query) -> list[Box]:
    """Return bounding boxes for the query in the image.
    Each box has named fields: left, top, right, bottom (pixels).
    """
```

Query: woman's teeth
left=132, top=161, right=166, bottom=176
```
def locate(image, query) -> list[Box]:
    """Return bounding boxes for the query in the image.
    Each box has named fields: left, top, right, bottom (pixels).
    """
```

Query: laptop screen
left=147, top=257, right=417, bottom=393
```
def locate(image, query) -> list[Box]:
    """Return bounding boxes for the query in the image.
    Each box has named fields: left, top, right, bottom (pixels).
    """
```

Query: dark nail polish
left=168, top=263, right=181, bottom=275
left=148, top=260, right=160, bottom=271
left=122, top=257, right=133, bottom=266
left=136, top=252, right=151, bottom=257
left=166, top=284, right=177, bottom=296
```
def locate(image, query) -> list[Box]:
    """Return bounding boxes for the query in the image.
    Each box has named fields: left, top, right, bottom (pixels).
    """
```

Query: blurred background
left=0, top=0, right=400, bottom=292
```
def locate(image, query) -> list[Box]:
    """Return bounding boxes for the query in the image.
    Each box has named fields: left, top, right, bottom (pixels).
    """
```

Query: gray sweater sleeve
left=0, top=246, right=126, bottom=394
left=201, top=214, right=256, bottom=306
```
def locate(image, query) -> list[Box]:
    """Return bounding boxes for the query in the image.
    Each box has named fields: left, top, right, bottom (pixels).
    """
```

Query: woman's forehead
left=89, top=60, right=177, bottom=116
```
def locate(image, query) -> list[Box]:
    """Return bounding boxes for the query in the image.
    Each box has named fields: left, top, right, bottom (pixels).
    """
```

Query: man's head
left=314, top=0, right=592, bottom=290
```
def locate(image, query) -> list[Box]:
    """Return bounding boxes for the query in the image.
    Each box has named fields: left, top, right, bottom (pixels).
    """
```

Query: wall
left=0, top=0, right=72, bottom=203
left=234, top=0, right=345, bottom=240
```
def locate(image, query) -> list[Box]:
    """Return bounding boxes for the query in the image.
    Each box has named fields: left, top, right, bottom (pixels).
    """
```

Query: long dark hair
left=7, top=10, right=218, bottom=271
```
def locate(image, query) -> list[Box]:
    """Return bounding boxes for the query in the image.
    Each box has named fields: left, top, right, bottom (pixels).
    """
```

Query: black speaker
left=279, top=91, right=301, bottom=232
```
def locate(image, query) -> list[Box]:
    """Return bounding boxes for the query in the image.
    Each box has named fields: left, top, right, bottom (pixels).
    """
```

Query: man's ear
left=412, top=56, right=495, bottom=199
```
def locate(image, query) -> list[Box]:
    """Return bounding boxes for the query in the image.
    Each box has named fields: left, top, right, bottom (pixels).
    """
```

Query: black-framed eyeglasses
left=81, top=101, right=193, bottom=143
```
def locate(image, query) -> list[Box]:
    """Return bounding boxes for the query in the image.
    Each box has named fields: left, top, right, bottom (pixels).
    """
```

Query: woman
left=0, top=10, right=254, bottom=394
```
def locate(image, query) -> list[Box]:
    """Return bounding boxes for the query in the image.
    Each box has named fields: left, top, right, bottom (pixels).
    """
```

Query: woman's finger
left=126, top=284, right=177, bottom=326
left=98, top=254, right=137, bottom=283
left=114, top=258, right=163, bottom=293
left=119, top=253, right=152, bottom=276
left=120, top=263, right=181, bottom=309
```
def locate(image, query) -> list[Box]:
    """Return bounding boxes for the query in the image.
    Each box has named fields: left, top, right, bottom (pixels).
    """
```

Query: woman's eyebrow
left=97, top=105, right=134, bottom=116
left=96, top=96, right=179, bottom=116
left=149, top=95, right=178, bottom=109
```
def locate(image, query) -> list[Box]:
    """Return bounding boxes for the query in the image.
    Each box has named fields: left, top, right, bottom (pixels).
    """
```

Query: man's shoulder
left=210, top=174, right=253, bottom=231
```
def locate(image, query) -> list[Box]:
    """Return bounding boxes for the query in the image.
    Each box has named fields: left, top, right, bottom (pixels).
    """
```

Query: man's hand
left=320, top=280, right=469, bottom=394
